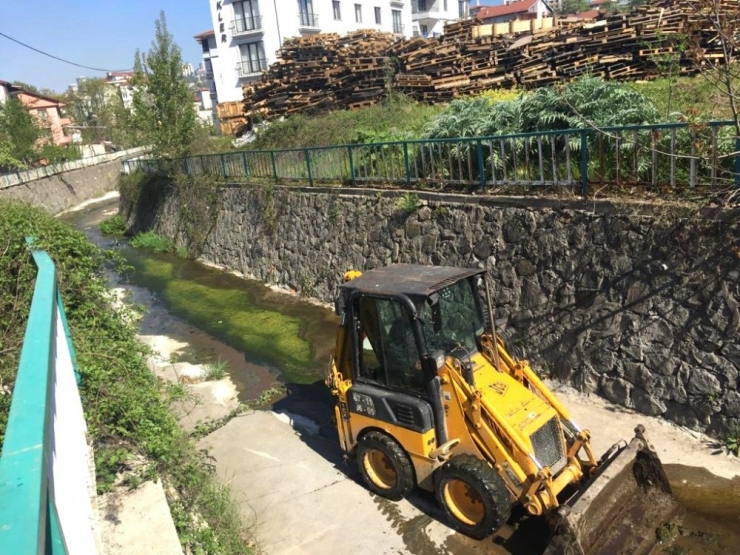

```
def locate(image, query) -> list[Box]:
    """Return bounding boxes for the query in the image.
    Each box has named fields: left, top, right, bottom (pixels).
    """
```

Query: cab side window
left=357, top=297, right=424, bottom=392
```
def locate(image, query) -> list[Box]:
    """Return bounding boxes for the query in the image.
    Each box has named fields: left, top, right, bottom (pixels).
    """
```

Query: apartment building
left=412, top=0, right=470, bottom=38
left=201, top=0, right=415, bottom=105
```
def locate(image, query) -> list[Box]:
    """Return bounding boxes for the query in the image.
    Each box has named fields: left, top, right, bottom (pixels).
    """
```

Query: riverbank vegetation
left=0, top=200, right=252, bottom=554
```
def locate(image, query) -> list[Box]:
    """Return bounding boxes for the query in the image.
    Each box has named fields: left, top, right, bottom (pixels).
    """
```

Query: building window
left=392, top=10, right=403, bottom=34
left=233, top=0, right=260, bottom=32
left=238, top=42, right=267, bottom=76
left=333, top=0, right=341, bottom=20
left=298, top=0, right=316, bottom=26
left=375, top=7, right=381, bottom=24
left=420, top=24, right=428, bottom=36
left=444, top=0, right=448, bottom=11
left=355, top=3, right=362, bottom=23
left=458, top=0, right=468, bottom=18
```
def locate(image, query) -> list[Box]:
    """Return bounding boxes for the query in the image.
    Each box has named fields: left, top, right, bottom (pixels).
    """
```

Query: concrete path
left=197, top=383, right=740, bottom=555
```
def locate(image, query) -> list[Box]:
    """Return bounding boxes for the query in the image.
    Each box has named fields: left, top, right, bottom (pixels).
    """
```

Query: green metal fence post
left=270, top=151, right=278, bottom=184
left=403, top=142, right=411, bottom=185
left=305, top=149, right=313, bottom=186
left=580, top=130, right=589, bottom=197
left=735, top=136, right=740, bottom=188
left=241, top=151, right=249, bottom=178
left=220, top=153, right=227, bottom=178
left=476, top=139, right=485, bottom=189
left=347, top=146, right=355, bottom=185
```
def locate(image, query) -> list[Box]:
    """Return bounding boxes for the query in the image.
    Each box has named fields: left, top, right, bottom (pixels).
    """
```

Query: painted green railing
left=122, top=121, right=740, bottom=194
left=0, top=245, right=99, bottom=554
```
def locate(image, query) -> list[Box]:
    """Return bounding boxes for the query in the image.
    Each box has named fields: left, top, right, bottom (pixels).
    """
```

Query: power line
left=0, top=30, right=131, bottom=73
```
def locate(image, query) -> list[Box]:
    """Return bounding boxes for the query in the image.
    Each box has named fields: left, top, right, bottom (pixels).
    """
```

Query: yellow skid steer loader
left=326, top=265, right=679, bottom=554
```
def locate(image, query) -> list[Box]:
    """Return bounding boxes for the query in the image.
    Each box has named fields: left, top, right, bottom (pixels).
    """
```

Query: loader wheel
left=435, top=455, right=512, bottom=540
left=356, top=431, right=415, bottom=501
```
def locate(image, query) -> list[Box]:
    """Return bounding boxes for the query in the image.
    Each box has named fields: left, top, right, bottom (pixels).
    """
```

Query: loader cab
left=338, top=264, right=487, bottom=393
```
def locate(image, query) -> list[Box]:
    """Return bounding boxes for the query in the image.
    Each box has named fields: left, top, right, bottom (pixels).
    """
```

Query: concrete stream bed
left=64, top=196, right=740, bottom=555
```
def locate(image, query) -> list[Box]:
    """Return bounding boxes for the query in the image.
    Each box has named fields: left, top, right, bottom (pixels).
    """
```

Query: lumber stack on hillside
left=244, top=29, right=395, bottom=121
left=243, top=0, right=739, bottom=123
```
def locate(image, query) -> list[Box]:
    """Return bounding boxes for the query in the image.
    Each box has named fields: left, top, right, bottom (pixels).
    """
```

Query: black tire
left=356, top=431, right=415, bottom=501
left=435, top=455, right=512, bottom=540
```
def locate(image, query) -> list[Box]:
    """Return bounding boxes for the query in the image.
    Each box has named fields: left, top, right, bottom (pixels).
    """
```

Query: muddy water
left=62, top=198, right=739, bottom=555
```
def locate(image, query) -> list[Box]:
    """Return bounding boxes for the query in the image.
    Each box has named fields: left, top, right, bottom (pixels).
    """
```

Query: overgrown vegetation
left=248, top=94, right=441, bottom=150
left=130, top=231, right=174, bottom=253
left=203, top=358, right=228, bottom=381
left=98, top=215, right=128, bottom=236
left=0, top=201, right=252, bottom=554
left=425, top=77, right=660, bottom=139
left=725, top=427, right=740, bottom=456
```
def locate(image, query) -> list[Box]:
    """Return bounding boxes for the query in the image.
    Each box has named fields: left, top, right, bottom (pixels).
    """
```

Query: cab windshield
left=417, top=278, right=485, bottom=355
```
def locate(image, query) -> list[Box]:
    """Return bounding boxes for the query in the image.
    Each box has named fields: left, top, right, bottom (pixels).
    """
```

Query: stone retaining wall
left=129, top=184, right=740, bottom=436
left=0, top=147, right=146, bottom=215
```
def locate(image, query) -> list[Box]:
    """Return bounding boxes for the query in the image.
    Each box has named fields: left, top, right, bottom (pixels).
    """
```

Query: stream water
left=62, top=197, right=739, bottom=555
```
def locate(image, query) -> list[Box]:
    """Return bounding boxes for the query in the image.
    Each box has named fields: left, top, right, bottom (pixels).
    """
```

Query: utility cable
left=0, top=30, right=131, bottom=73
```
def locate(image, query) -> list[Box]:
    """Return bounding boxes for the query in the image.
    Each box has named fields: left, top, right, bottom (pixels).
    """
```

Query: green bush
left=99, top=215, right=128, bottom=236
left=130, top=231, right=173, bottom=253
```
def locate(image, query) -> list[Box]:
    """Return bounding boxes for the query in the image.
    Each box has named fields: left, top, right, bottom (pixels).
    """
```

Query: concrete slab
left=99, top=479, right=183, bottom=555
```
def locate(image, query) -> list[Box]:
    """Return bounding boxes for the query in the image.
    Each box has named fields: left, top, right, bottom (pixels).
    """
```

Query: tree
left=0, top=97, right=40, bottom=168
left=63, top=78, right=121, bottom=144
left=558, top=0, right=589, bottom=16
left=131, top=11, right=197, bottom=159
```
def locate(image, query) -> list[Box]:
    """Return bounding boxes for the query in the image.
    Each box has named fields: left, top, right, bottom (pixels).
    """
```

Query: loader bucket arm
left=545, top=426, right=680, bottom=555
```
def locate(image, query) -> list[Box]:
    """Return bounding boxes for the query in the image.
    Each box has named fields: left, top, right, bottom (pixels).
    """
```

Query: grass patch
left=249, top=94, right=442, bottom=150
left=99, top=215, right=128, bottom=236
left=121, top=250, right=317, bottom=383
left=130, top=231, right=173, bottom=253
left=203, top=358, right=228, bottom=381
left=724, top=426, right=740, bottom=456
left=0, top=201, right=253, bottom=554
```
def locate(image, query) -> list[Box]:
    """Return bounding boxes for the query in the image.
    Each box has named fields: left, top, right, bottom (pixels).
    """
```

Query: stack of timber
left=244, top=0, right=740, bottom=122
left=244, top=29, right=396, bottom=121
left=217, top=101, right=246, bottom=135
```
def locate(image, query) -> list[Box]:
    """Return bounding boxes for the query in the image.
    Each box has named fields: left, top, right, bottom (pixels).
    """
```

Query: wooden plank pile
left=244, top=0, right=739, bottom=122
left=217, top=101, right=247, bottom=135
left=244, top=29, right=396, bottom=121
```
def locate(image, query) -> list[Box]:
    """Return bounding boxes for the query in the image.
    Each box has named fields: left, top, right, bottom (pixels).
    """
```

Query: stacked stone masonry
left=136, top=186, right=740, bottom=437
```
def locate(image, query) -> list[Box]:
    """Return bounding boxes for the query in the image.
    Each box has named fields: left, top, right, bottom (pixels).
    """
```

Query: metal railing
left=0, top=243, right=100, bottom=554
left=122, top=121, right=740, bottom=195
left=237, top=59, right=268, bottom=78
left=393, top=24, right=405, bottom=35
left=298, top=12, right=319, bottom=27
left=231, top=15, right=263, bottom=35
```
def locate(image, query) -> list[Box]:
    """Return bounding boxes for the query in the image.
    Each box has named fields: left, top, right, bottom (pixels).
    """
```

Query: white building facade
left=412, top=0, right=470, bottom=38
left=203, top=0, right=416, bottom=104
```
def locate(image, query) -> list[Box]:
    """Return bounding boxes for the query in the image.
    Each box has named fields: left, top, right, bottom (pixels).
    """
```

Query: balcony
left=393, top=24, right=405, bottom=37
left=298, top=12, right=319, bottom=30
left=411, top=0, right=439, bottom=21
left=236, top=59, right=268, bottom=79
left=231, top=16, right=263, bottom=37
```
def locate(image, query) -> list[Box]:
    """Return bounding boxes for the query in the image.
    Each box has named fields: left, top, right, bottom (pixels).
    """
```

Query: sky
left=0, top=1, right=212, bottom=93
left=0, top=0, right=504, bottom=94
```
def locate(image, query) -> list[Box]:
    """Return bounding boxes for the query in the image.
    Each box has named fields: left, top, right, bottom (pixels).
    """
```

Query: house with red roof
left=0, top=80, right=71, bottom=145
left=471, top=0, right=553, bottom=23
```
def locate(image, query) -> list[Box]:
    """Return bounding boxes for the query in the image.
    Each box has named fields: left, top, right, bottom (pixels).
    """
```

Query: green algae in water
left=123, top=248, right=319, bottom=383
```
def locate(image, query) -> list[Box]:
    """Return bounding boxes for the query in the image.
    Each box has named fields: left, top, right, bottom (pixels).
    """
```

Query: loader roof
left=340, top=264, right=484, bottom=301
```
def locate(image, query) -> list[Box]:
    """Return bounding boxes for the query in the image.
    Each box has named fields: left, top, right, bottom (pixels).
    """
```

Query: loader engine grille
left=530, top=418, right=566, bottom=474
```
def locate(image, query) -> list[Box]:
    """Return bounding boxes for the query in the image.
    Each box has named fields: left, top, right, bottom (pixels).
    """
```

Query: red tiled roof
left=194, top=29, right=215, bottom=40
left=474, top=0, right=542, bottom=20
left=570, top=9, right=600, bottom=19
